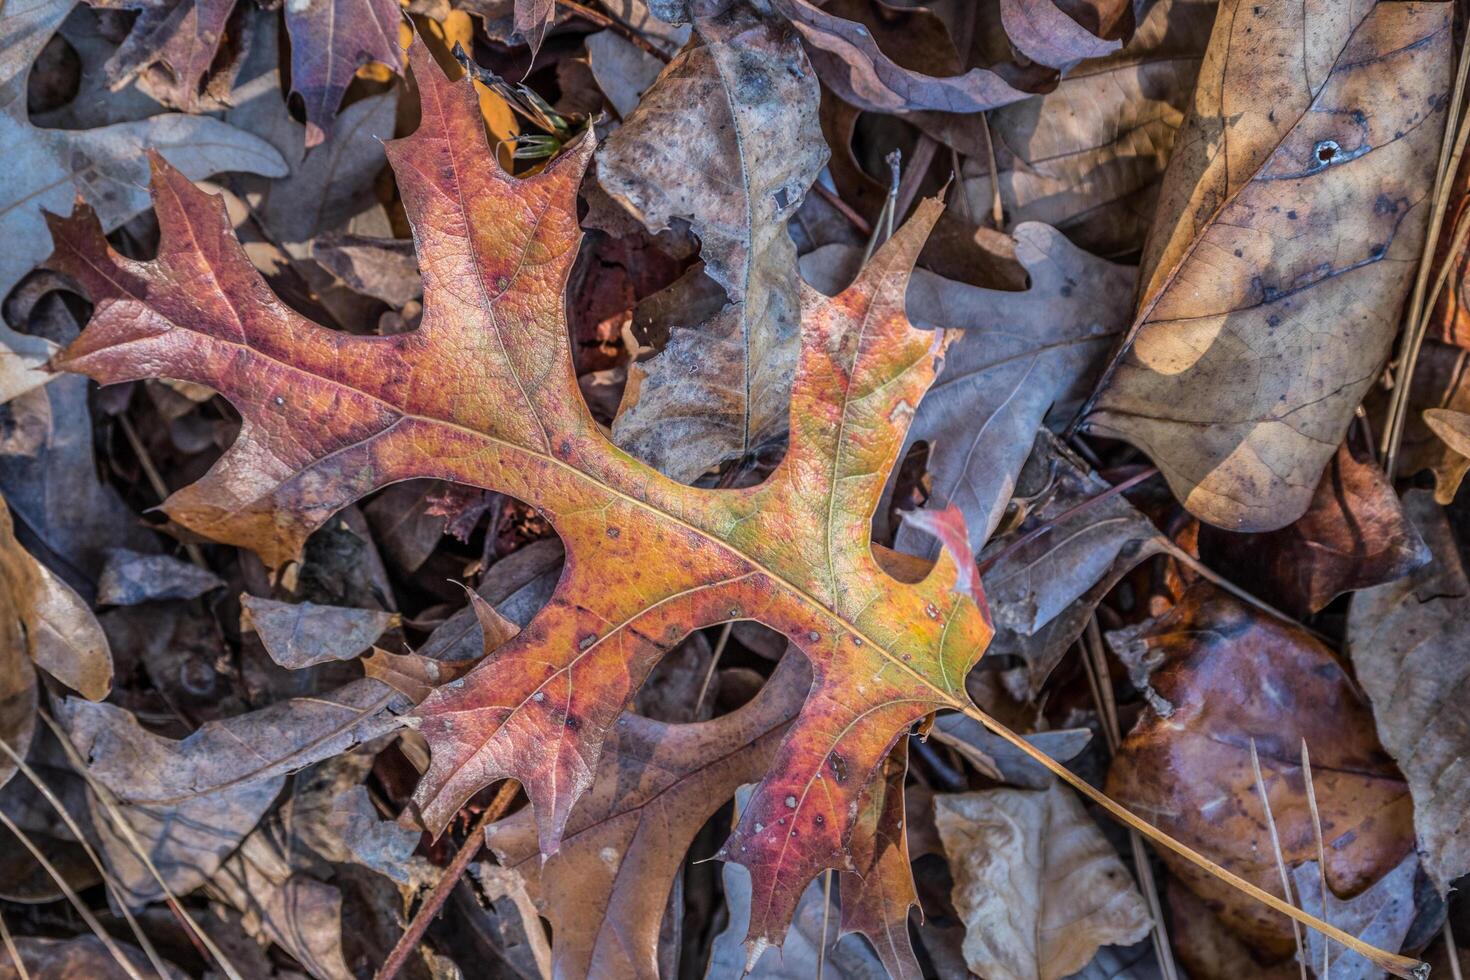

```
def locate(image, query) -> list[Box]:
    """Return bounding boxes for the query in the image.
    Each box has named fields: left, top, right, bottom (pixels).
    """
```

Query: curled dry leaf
left=600, top=0, right=827, bottom=481
left=56, top=678, right=401, bottom=905
left=1199, top=437, right=1429, bottom=617
left=0, top=0, right=287, bottom=303
left=769, top=0, right=1036, bottom=114
left=1085, top=0, right=1452, bottom=532
left=1106, top=583, right=1414, bottom=954
left=485, top=653, right=808, bottom=980
left=49, top=37, right=998, bottom=956
left=934, top=783, right=1152, bottom=980
left=240, top=594, right=401, bottom=670
left=1347, top=490, right=1470, bottom=893
left=0, top=498, right=110, bottom=700
left=800, top=224, right=1133, bottom=554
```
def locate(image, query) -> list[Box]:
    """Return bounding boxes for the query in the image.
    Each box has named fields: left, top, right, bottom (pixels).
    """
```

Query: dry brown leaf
left=934, top=782, right=1152, bottom=980
left=1085, top=0, right=1452, bottom=532
left=1106, top=583, right=1415, bottom=954
left=1347, top=489, right=1470, bottom=893
left=0, top=499, right=110, bottom=700
left=958, top=0, right=1216, bottom=257
left=1198, top=437, right=1430, bottom=616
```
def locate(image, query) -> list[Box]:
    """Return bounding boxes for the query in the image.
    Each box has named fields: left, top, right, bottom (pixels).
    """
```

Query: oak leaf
left=49, top=39, right=995, bottom=954
left=1084, top=0, right=1452, bottom=531
left=485, top=653, right=809, bottom=979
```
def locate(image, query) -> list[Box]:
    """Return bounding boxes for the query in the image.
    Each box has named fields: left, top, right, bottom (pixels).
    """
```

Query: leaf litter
left=0, top=0, right=1466, bottom=977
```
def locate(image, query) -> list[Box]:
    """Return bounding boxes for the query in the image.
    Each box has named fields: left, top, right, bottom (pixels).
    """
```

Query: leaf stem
left=377, top=780, right=521, bottom=980
left=953, top=701, right=1427, bottom=979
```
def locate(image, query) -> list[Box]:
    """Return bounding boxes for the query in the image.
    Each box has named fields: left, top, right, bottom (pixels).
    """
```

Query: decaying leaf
left=1085, top=0, right=1452, bottom=532
left=50, top=37, right=1000, bottom=956
left=800, top=225, right=1133, bottom=553
left=241, top=595, right=400, bottom=669
left=601, top=1, right=827, bottom=480
left=485, top=653, right=807, bottom=979
left=934, top=782, right=1152, bottom=980
left=0, top=0, right=287, bottom=303
left=56, top=678, right=401, bottom=904
left=1199, top=437, right=1429, bottom=617
left=1347, top=489, right=1470, bottom=893
left=1107, top=583, right=1414, bottom=953
left=839, top=743, right=919, bottom=979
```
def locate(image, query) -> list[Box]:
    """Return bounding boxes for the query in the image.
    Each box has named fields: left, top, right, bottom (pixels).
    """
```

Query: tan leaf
left=1085, top=0, right=1452, bottom=531
left=934, top=782, right=1152, bottom=980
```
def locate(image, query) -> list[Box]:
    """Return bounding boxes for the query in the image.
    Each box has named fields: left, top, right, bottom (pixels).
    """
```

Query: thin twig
left=555, top=0, right=672, bottom=63
left=1382, top=28, right=1470, bottom=476
left=117, top=413, right=208, bottom=569
left=1252, top=740, right=1308, bottom=980
left=377, top=780, right=521, bottom=980
left=813, top=184, right=873, bottom=237
left=1302, top=741, right=1331, bottom=980
left=955, top=701, right=1425, bottom=977
left=980, top=112, right=1004, bottom=229
left=861, top=151, right=903, bottom=265
left=1081, top=619, right=1180, bottom=980
left=693, top=622, right=734, bottom=717
left=1447, top=914, right=1465, bottom=980
left=0, top=909, right=30, bottom=980
left=816, top=869, right=834, bottom=980
left=893, top=134, right=939, bottom=228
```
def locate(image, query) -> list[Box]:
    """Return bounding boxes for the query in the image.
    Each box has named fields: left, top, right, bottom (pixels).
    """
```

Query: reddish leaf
left=50, top=38, right=994, bottom=955
left=1105, top=583, right=1415, bottom=954
left=839, top=741, right=920, bottom=980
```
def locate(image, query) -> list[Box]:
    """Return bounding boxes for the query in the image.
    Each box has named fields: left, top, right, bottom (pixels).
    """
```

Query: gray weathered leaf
left=1347, top=489, right=1470, bottom=893
left=601, top=2, right=827, bottom=480
left=57, top=678, right=401, bottom=905
left=97, top=549, right=225, bottom=605
left=241, top=595, right=399, bottom=669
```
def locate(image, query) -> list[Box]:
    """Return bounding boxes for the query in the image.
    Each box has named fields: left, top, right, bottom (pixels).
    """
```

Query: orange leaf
left=49, top=37, right=992, bottom=957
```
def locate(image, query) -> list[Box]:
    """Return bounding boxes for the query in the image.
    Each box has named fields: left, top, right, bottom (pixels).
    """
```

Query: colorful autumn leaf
left=48, top=37, right=996, bottom=957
